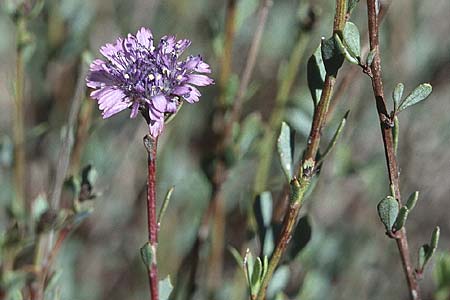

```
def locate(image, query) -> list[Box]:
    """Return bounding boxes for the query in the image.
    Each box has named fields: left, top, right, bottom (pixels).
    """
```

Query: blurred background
left=0, top=0, right=449, bottom=299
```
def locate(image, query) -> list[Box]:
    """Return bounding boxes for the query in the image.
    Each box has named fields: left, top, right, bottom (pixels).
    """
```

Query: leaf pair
left=393, top=82, right=433, bottom=112
left=418, top=227, right=440, bottom=274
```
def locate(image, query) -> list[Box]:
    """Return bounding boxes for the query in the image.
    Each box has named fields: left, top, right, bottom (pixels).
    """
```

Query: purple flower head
left=86, top=27, right=214, bottom=137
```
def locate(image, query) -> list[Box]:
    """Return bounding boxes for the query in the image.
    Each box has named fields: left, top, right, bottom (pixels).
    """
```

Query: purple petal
left=97, top=88, right=127, bottom=110
left=151, top=94, right=168, bottom=112
left=186, top=74, right=214, bottom=86
left=102, top=101, right=130, bottom=118
left=160, top=35, right=176, bottom=53
left=183, top=85, right=201, bottom=103
left=86, top=66, right=116, bottom=89
left=149, top=118, right=164, bottom=138
left=175, top=39, right=191, bottom=55
left=149, top=104, right=164, bottom=121
left=183, top=55, right=201, bottom=70
left=136, top=27, right=154, bottom=49
left=130, top=101, right=140, bottom=118
left=195, top=61, right=211, bottom=73
left=172, top=85, right=190, bottom=97
left=99, top=43, right=118, bottom=60
left=166, top=101, right=178, bottom=113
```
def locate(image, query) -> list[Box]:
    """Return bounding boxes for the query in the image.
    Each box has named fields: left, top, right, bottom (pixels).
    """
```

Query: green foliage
left=418, top=226, right=440, bottom=273
left=366, top=49, right=376, bottom=67
left=159, top=276, right=173, bottom=300
left=321, top=36, right=345, bottom=76
left=277, top=122, right=293, bottom=181
left=236, top=113, right=263, bottom=159
left=243, top=250, right=269, bottom=298
left=398, top=83, right=433, bottom=112
left=392, top=83, right=404, bottom=111
left=158, top=186, right=174, bottom=226
left=254, top=192, right=275, bottom=256
left=307, top=44, right=326, bottom=106
left=377, top=196, right=399, bottom=232
left=405, top=191, right=419, bottom=211
left=140, top=242, right=154, bottom=268
left=286, top=215, right=312, bottom=260
left=393, top=206, right=409, bottom=231
left=434, top=252, right=450, bottom=300
left=342, top=22, right=361, bottom=62
left=318, top=111, right=349, bottom=165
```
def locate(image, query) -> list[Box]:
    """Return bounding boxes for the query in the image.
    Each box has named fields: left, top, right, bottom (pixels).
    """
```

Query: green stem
left=13, top=16, right=26, bottom=216
left=255, top=1, right=347, bottom=299
left=255, top=177, right=309, bottom=300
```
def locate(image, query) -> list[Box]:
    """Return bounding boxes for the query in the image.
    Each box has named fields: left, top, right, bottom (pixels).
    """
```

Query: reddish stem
left=366, top=1, right=421, bottom=299
left=145, top=135, right=159, bottom=300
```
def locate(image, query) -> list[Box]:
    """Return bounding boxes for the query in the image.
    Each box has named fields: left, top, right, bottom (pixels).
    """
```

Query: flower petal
left=151, top=94, right=168, bottom=112
left=130, top=101, right=140, bottom=118
left=186, top=74, right=214, bottom=86
left=136, top=27, right=154, bottom=49
left=183, top=85, right=201, bottom=103
left=102, top=101, right=130, bottom=118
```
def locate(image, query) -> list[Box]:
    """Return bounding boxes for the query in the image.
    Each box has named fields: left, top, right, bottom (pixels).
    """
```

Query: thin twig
left=13, top=16, right=26, bottom=215
left=328, top=0, right=393, bottom=121
left=69, top=97, right=93, bottom=174
left=230, top=0, right=273, bottom=125
left=206, top=0, right=273, bottom=292
left=217, top=0, right=238, bottom=108
left=255, top=1, right=347, bottom=299
left=50, top=62, right=88, bottom=209
left=365, top=1, right=420, bottom=299
left=35, top=58, right=88, bottom=300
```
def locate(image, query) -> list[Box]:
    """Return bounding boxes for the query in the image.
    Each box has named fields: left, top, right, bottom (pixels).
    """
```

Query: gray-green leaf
left=405, top=191, right=419, bottom=211
left=366, top=49, right=376, bottom=66
left=398, top=83, right=432, bottom=112
left=393, top=83, right=404, bottom=111
left=377, top=196, right=399, bottom=231
left=277, top=122, right=293, bottom=181
left=431, top=226, right=440, bottom=250
left=159, top=276, right=173, bottom=300
left=251, top=257, right=263, bottom=292
left=307, top=44, right=326, bottom=106
left=393, top=206, right=409, bottom=231
left=321, top=36, right=345, bottom=76
left=343, top=22, right=361, bottom=60
left=140, top=242, right=154, bottom=268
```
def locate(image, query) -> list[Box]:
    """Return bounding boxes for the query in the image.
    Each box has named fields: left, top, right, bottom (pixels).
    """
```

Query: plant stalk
left=144, top=135, right=159, bottom=300
left=366, top=1, right=420, bottom=299
left=13, top=16, right=26, bottom=215
left=255, top=1, right=347, bottom=299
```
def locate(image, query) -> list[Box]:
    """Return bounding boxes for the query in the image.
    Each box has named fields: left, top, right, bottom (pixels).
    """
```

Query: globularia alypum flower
left=86, top=27, right=214, bottom=137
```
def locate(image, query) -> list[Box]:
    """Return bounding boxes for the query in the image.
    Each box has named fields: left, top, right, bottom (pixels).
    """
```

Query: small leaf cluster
left=0, top=165, right=98, bottom=299
left=377, top=190, right=440, bottom=277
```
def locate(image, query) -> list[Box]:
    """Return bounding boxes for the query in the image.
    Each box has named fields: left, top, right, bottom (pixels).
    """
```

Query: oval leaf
left=343, top=22, right=361, bottom=59
left=393, top=206, right=409, bottom=231
left=405, top=191, right=419, bottom=211
left=392, top=83, right=404, bottom=111
left=321, top=36, right=345, bottom=76
left=277, top=122, right=293, bottom=181
left=398, top=83, right=432, bottom=112
left=377, top=196, right=399, bottom=231
left=159, top=276, right=173, bottom=300
left=431, top=226, right=440, bottom=250
left=307, top=44, right=326, bottom=106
